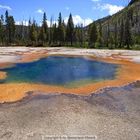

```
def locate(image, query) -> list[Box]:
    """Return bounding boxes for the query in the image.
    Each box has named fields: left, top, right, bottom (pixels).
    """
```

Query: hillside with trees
left=94, top=0, right=140, bottom=49
left=0, top=0, right=139, bottom=49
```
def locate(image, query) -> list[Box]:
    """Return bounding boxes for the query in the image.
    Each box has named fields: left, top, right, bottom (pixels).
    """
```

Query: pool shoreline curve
left=0, top=47, right=140, bottom=103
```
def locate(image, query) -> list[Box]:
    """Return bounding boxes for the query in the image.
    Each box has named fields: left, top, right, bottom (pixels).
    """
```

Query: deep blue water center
left=1, top=56, right=118, bottom=86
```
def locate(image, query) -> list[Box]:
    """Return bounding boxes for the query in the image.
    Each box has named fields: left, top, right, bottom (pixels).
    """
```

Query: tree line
left=0, top=10, right=138, bottom=49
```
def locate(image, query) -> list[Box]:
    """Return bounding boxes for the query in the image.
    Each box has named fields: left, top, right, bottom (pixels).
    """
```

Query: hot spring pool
left=0, top=56, right=119, bottom=86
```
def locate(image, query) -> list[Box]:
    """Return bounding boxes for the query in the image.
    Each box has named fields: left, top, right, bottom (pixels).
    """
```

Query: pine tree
left=49, top=16, right=53, bottom=45
left=0, top=15, right=4, bottom=45
left=57, top=13, right=65, bottom=46
left=28, top=20, right=38, bottom=46
left=9, top=16, right=15, bottom=44
left=124, top=16, right=132, bottom=49
left=38, top=26, right=45, bottom=46
left=28, top=19, right=32, bottom=45
left=66, top=13, right=74, bottom=46
left=88, top=22, right=98, bottom=48
left=5, top=11, right=8, bottom=24
left=5, top=11, right=15, bottom=45
left=119, top=19, right=124, bottom=48
left=114, top=22, right=118, bottom=48
left=79, top=24, right=84, bottom=47
left=62, top=20, right=66, bottom=43
left=97, top=21, right=103, bottom=48
left=106, top=21, right=110, bottom=48
left=75, top=24, right=84, bottom=47
left=38, top=12, right=48, bottom=46
left=21, top=21, right=26, bottom=44
left=5, top=11, right=9, bottom=44
left=52, top=23, right=57, bottom=45
left=42, top=12, right=48, bottom=44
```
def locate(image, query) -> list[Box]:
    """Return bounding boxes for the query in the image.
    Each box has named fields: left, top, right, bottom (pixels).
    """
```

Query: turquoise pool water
left=0, top=56, right=119, bottom=86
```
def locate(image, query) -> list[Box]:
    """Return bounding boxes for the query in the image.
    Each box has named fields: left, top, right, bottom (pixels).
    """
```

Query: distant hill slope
left=129, top=0, right=138, bottom=5
left=94, top=0, right=140, bottom=33
left=89, top=0, right=140, bottom=48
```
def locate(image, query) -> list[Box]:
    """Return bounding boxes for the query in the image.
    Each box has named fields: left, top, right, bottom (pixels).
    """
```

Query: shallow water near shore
left=0, top=56, right=119, bottom=86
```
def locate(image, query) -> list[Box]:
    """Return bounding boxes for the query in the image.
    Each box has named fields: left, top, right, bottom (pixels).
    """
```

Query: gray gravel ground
left=0, top=81, right=140, bottom=140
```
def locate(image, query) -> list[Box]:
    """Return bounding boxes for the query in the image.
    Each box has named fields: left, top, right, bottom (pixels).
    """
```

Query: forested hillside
left=94, top=0, right=140, bottom=49
left=0, top=0, right=140, bottom=49
left=129, top=0, right=138, bottom=5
